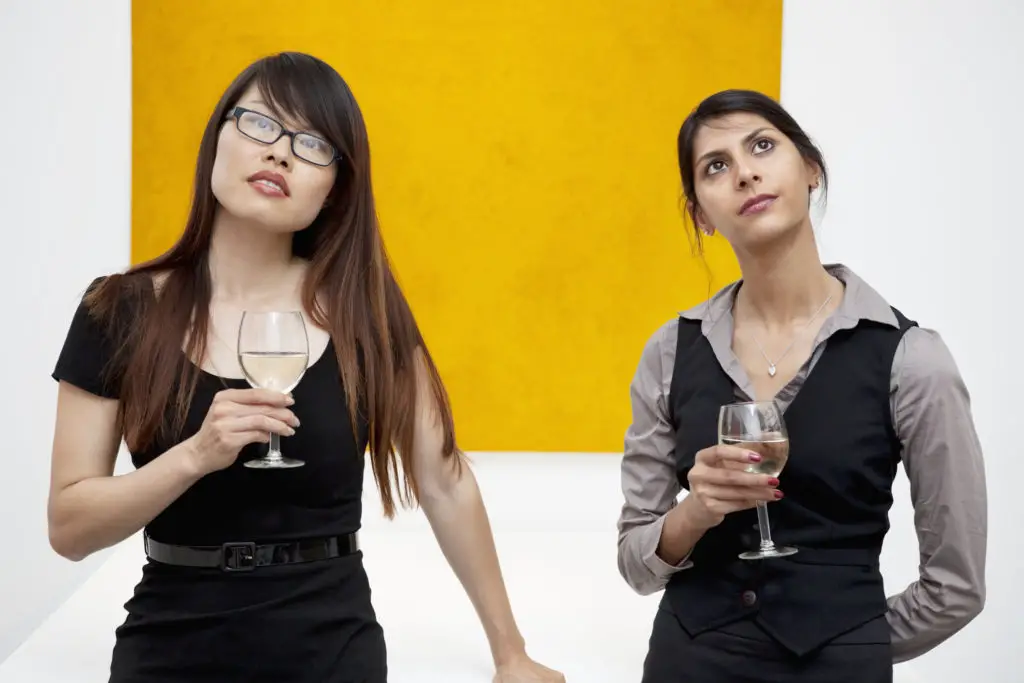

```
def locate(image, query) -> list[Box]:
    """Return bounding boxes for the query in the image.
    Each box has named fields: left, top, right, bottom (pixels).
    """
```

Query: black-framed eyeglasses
left=227, top=106, right=340, bottom=167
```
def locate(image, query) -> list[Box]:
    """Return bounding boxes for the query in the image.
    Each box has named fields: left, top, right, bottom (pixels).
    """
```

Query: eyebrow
left=241, top=100, right=275, bottom=118
left=244, top=101, right=322, bottom=135
left=694, top=126, right=773, bottom=168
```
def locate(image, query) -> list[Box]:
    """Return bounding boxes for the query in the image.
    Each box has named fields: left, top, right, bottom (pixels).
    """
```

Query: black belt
left=144, top=532, right=359, bottom=573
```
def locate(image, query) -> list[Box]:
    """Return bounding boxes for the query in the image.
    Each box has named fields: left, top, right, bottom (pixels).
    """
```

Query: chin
left=217, top=192, right=311, bottom=233
left=736, top=218, right=802, bottom=250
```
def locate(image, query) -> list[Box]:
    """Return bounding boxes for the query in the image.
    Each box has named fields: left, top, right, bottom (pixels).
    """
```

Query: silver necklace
left=749, top=293, right=834, bottom=377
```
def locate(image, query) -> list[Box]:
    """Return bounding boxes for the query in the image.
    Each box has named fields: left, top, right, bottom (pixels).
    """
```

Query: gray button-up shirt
left=616, top=264, right=986, bottom=663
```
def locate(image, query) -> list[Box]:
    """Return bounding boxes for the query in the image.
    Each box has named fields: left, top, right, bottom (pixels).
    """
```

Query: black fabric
left=52, top=277, right=127, bottom=399
left=641, top=603, right=893, bottom=683
left=52, top=277, right=385, bottom=682
left=659, top=308, right=916, bottom=662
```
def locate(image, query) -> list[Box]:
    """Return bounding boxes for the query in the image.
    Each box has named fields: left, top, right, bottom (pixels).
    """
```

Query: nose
left=733, top=159, right=761, bottom=189
left=263, top=133, right=294, bottom=168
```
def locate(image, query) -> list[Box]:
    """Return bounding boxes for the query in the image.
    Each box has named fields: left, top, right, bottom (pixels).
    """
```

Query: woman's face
left=689, top=112, right=819, bottom=253
left=210, top=84, right=338, bottom=234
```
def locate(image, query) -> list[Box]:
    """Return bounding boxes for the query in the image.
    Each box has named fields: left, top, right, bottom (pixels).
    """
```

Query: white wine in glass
left=718, top=400, right=797, bottom=560
left=237, top=310, right=309, bottom=469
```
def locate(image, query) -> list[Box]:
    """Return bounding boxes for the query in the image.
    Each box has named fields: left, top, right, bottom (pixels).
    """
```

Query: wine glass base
left=739, top=545, right=798, bottom=560
left=243, top=457, right=305, bottom=469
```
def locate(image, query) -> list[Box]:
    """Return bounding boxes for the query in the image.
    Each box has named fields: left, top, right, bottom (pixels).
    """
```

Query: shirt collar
left=679, top=263, right=897, bottom=334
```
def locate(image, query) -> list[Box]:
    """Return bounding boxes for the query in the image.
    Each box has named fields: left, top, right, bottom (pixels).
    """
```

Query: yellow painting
left=132, top=1, right=782, bottom=452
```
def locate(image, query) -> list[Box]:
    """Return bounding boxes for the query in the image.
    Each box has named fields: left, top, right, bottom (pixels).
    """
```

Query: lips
left=739, top=194, right=776, bottom=216
left=247, top=170, right=290, bottom=197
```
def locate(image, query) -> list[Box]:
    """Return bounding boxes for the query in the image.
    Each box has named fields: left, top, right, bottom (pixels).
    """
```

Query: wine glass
left=237, top=310, right=309, bottom=469
left=718, top=400, right=797, bottom=560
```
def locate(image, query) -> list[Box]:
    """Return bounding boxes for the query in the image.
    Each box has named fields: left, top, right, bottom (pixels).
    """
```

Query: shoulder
left=630, top=318, right=681, bottom=408
left=76, top=272, right=157, bottom=336
left=894, top=326, right=962, bottom=382
left=891, top=325, right=970, bottom=412
left=59, top=271, right=156, bottom=359
left=53, top=275, right=130, bottom=398
left=636, top=318, right=679, bottom=369
left=644, top=317, right=680, bottom=352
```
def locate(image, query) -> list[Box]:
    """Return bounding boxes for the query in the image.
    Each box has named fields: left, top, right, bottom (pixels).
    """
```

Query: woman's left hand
left=493, top=653, right=565, bottom=682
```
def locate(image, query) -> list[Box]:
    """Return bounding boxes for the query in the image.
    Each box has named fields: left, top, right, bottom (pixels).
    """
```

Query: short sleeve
left=51, top=277, right=123, bottom=399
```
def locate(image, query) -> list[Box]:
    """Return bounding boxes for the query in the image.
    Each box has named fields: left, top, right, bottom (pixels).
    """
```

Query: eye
left=705, top=159, right=726, bottom=176
left=299, top=136, right=327, bottom=151
left=752, top=137, right=774, bottom=154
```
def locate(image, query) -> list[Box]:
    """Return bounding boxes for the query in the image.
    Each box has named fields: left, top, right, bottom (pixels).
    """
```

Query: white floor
left=0, top=453, right=929, bottom=682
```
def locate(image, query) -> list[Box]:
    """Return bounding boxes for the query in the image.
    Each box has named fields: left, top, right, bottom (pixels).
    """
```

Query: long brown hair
left=87, top=51, right=462, bottom=518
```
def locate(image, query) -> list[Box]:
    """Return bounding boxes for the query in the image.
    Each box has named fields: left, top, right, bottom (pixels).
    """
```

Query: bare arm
left=886, top=328, right=987, bottom=662
left=47, top=382, right=203, bottom=561
left=409, top=351, right=562, bottom=681
left=652, top=497, right=718, bottom=566
left=48, top=382, right=298, bottom=562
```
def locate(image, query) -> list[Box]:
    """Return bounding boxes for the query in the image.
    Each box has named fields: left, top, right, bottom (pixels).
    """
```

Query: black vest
left=663, top=309, right=916, bottom=656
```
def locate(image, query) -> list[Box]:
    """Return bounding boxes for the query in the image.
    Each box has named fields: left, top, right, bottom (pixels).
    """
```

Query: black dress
left=51, top=279, right=387, bottom=683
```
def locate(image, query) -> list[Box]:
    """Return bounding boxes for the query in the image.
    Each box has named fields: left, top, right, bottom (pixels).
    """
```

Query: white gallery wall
left=781, top=1, right=1021, bottom=678
left=0, top=0, right=133, bottom=665
left=1, top=0, right=1020, bottom=680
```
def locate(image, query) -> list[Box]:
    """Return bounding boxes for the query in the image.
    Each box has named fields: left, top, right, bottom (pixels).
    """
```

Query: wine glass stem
left=267, top=432, right=282, bottom=461
left=755, top=501, right=776, bottom=550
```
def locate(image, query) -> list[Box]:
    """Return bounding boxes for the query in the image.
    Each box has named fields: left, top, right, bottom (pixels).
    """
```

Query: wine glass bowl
left=237, top=310, right=309, bottom=469
left=739, top=435, right=789, bottom=478
left=718, top=401, right=797, bottom=560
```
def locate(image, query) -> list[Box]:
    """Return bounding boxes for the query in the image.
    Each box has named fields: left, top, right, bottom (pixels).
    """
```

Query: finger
left=216, top=388, right=294, bottom=407
left=699, top=483, right=781, bottom=502
left=232, top=414, right=297, bottom=436
left=222, top=404, right=300, bottom=427
left=234, top=431, right=272, bottom=445
left=720, top=500, right=762, bottom=515
left=703, top=467, right=778, bottom=489
left=702, top=496, right=772, bottom=517
left=697, top=444, right=763, bottom=467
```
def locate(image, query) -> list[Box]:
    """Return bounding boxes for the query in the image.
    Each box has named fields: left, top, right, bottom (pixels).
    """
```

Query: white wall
left=1, top=0, right=1020, bottom=679
left=782, top=0, right=1022, bottom=680
left=0, top=0, right=132, bottom=663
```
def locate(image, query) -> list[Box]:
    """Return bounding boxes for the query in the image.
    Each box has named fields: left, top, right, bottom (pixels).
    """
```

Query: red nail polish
left=774, top=490, right=784, bottom=499
left=768, top=478, right=779, bottom=487
left=748, top=452, right=762, bottom=462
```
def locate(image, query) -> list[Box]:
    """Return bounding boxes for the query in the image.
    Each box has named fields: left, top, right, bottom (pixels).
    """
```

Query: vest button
left=741, top=590, right=757, bottom=607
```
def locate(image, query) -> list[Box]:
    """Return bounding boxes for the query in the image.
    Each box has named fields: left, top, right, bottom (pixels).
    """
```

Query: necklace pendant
left=768, top=363, right=777, bottom=377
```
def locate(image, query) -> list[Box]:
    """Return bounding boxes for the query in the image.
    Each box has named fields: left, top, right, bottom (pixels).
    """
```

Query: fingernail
left=768, top=478, right=779, bottom=487
left=748, top=452, right=762, bottom=462
left=293, top=418, right=301, bottom=427
left=285, top=396, right=295, bottom=405
left=774, top=490, right=784, bottom=499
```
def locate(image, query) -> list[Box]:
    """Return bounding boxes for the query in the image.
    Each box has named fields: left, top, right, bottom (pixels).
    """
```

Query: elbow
left=48, top=524, right=88, bottom=562
left=617, top=543, right=663, bottom=597
left=936, top=582, right=986, bottom=633
left=47, top=501, right=90, bottom=562
left=963, top=585, right=986, bottom=623
left=952, top=572, right=986, bottom=625
left=415, top=451, right=470, bottom=510
left=631, top=576, right=665, bottom=597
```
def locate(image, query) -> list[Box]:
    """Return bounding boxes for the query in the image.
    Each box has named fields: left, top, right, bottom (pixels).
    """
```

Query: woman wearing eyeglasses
left=47, top=52, right=564, bottom=683
left=616, top=90, right=987, bottom=682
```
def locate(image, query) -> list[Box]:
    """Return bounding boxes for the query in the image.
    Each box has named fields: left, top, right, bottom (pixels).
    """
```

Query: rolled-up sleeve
left=617, top=320, right=692, bottom=595
left=886, top=326, right=987, bottom=662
